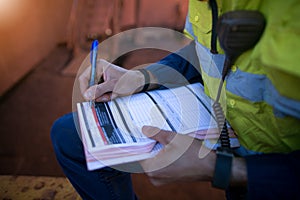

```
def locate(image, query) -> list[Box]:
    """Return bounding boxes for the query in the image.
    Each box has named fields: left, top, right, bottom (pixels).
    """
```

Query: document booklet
left=77, top=83, right=234, bottom=170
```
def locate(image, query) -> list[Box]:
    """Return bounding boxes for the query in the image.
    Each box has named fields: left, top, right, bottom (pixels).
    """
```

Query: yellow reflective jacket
left=184, top=0, right=300, bottom=153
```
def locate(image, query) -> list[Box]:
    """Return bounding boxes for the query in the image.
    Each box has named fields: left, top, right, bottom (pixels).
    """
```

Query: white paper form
left=148, top=84, right=217, bottom=134
left=108, top=92, right=171, bottom=143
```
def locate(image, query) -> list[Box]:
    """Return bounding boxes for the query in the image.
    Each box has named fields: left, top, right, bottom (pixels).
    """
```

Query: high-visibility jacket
left=184, top=0, right=300, bottom=153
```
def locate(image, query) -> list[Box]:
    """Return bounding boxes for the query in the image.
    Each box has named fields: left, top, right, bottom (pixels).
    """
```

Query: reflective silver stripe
left=227, top=70, right=300, bottom=118
left=195, top=42, right=225, bottom=79
left=184, top=14, right=197, bottom=41
left=194, top=42, right=300, bottom=119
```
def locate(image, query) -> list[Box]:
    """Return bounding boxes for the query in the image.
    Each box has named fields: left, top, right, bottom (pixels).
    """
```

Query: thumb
left=142, top=126, right=176, bottom=145
left=83, top=85, right=97, bottom=100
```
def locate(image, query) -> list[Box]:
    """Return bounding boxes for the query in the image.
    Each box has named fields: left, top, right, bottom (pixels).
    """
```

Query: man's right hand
left=79, top=59, right=146, bottom=102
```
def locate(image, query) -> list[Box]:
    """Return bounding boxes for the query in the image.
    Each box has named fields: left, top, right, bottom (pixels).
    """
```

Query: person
left=51, top=0, right=300, bottom=199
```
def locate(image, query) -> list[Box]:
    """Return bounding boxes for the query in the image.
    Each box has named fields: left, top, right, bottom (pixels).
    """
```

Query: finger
left=95, top=93, right=112, bottom=102
left=95, top=81, right=115, bottom=98
left=79, top=60, right=109, bottom=97
left=142, top=126, right=176, bottom=145
left=83, top=80, right=114, bottom=100
left=82, top=85, right=97, bottom=100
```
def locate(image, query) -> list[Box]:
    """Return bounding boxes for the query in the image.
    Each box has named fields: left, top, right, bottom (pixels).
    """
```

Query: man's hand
left=139, top=126, right=216, bottom=186
left=140, top=126, right=248, bottom=187
left=78, top=59, right=144, bottom=102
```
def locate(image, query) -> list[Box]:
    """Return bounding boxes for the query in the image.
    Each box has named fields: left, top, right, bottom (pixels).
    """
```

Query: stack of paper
left=77, top=83, right=227, bottom=170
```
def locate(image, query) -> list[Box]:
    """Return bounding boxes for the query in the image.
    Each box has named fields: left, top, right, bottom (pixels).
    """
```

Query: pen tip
left=92, top=40, right=99, bottom=50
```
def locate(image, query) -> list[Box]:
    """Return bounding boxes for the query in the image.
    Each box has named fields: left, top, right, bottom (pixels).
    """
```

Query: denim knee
left=50, top=113, right=82, bottom=159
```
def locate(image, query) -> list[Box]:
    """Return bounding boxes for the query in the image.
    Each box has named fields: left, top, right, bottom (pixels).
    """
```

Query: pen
left=89, top=40, right=99, bottom=107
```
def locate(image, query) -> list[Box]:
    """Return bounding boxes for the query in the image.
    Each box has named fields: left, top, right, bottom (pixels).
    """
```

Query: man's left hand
left=139, top=126, right=216, bottom=186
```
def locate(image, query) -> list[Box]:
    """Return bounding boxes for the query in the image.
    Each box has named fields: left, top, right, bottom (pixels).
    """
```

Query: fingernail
left=142, top=126, right=160, bottom=136
left=100, top=96, right=108, bottom=101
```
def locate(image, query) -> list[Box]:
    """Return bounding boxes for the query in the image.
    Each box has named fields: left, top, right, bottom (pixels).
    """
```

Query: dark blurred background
left=0, top=0, right=225, bottom=199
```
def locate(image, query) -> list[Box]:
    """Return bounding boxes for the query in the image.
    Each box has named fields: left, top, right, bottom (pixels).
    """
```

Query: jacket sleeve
left=145, top=41, right=203, bottom=89
left=245, top=150, right=300, bottom=199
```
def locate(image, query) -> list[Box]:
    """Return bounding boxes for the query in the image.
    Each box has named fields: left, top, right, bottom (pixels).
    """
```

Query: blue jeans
left=51, top=113, right=137, bottom=200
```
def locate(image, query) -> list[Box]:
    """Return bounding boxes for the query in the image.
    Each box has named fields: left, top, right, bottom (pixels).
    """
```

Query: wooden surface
left=0, top=176, right=80, bottom=200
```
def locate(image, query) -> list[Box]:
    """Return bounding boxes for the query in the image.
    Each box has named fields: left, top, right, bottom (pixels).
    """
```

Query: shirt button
left=229, top=99, right=236, bottom=107
left=194, top=15, right=199, bottom=22
left=231, top=65, right=237, bottom=72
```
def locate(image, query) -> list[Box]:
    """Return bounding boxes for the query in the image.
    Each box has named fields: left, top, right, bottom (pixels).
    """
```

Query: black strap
left=212, top=149, right=233, bottom=189
left=209, top=0, right=218, bottom=54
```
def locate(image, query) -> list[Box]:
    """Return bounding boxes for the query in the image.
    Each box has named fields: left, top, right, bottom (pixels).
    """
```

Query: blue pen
left=89, top=40, right=99, bottom=106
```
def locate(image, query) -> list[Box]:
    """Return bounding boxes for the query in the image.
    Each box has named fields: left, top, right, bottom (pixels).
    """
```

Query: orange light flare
left=0, top=0, right=25, bottom=26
